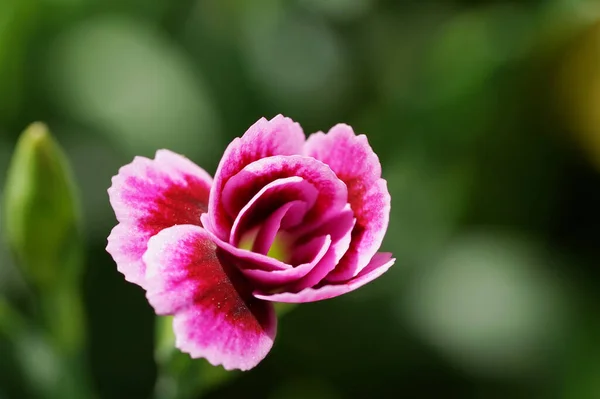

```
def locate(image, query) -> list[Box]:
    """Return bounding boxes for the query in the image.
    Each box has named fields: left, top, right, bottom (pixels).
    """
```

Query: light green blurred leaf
left=298, top=0, right=373, bottom=21
left=562, top=320, right=600, bottom=399
left=45, top=16, right=221, bottom=162
left=401, top=230, right=567, bottom=378
left=0, top=0, right=37, bottom=122
left=239, top=6, right=350, bottom=119
left=424, top=5, right=531, bottom=106
left=383, top=153, right=471, bottom=268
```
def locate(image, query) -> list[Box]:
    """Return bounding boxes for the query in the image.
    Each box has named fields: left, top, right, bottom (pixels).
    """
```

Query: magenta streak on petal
left=253, top=253, right=395, bottom=303
left=304, top=124, right=391, bottom=282
left=208, top=115, right=305, bottom=241
left=252, top=201, right=306, bottom=255
left=239, top=235, right=331, bottom=287
left=106, top=150, right=212, bottom=288
left=286, top=206, right=356, bottom=292
left=222, top=155, right=348, bottom=237
left=143, top=224, right=276, bottom=371
left=229, top=177, right=318, bottom=246
left=201, top=213, right=290, bottom=271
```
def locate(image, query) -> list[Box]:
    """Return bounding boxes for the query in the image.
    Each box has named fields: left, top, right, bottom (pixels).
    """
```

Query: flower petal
left=304, top=124, right=381, bottom=187
left=106, top=150, right=212, bottom=287
left=326, top=179, right=391, bottom=282
left=304, top=125, right=391, bottom=282
left=253, top=253, right=395, bottom=303
left=222, top=155, right=348, bottom=236
left=202, top=214, right=291, bottom=271
left=230, top=176, right=318, bottom=246
left=208, top=115, right=305, bottom=240
left=286, top=206, right=355, bottom=292
left=240, top=235, right=332, bottom=287
left=143, top=224, right=276, bottom=371
left=252, top=200, right=307, bottom=255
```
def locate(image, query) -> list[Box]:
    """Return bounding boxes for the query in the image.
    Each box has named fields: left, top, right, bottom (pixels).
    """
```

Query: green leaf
left=0, top=0, right=37, bottom=123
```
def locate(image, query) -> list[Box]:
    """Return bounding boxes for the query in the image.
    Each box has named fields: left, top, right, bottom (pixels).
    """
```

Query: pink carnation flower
left=107, top=115, right=394, bottom=371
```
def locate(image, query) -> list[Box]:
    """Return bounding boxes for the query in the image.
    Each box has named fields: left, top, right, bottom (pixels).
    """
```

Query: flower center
left=238, top=228, right=292, bottom=263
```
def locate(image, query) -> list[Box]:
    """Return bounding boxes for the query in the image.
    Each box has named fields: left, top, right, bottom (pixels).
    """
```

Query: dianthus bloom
left=107, top=115, right=393, bottom=370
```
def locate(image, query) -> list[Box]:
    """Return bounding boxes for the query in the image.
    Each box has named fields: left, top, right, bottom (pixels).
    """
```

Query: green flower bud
left=2, top=122, right=82, bottom=291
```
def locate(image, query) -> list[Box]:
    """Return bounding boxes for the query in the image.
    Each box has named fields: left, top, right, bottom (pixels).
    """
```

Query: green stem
left=0, top=298, right=96, bottom=399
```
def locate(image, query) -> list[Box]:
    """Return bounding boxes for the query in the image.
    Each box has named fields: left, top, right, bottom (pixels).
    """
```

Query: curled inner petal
left=230, top=176, right=317, bottom=246
left=286, top=206, right=356, bottom=292
left=237, top=201, right=304, bottom=263
left=251, top=201, right=304, bottom=258
left=254, top=253, right=395, bottom=303
left=222, top=155, right=348, bottom=237
left=238, top=235, right=332, bottom=288
left=201, top=213, right=291, bottom=272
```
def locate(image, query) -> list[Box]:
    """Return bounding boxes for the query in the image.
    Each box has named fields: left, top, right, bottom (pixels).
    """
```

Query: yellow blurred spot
left=557, top=19, right=600, bottom=170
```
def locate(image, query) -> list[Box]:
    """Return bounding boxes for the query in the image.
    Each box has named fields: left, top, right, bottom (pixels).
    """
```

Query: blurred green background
left=2, top=0, right=600, bottom=398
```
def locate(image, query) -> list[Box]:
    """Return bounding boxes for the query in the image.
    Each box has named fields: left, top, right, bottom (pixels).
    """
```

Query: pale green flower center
left=238, top=228, right=291, bottom=263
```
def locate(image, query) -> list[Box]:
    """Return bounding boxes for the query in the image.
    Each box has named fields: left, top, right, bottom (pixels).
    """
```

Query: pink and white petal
left=230, top=177, right=318, bottom=245
left=208, top=115, right=305, bottom=240
left=286, top=207, right=355, bottom=292
left=326, top=179, right=390, bottom=282
left=143, top=224, right=276, bottom=371
left=201, top=214, right=290, bottom=271
left=106, top=150, right=212, bottom=288
left=222, top=155, right=348, bottom=235
left=304, top=124, right=391, bottom=281
left=304, top=124, right=381, bottom=188
left=285, top=246, right=338, bottom=293
left=254, top=253, right=395, bottom=303
left=296, top=204, right=355, bottom=265
left=240, top=235, right=331, bottom=287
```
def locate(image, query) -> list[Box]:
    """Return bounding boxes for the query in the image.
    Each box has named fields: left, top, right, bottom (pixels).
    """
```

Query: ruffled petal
left=208, top=115, right=305, bottom=240
left=286, top=206, right=355, bottom=292
left=230, top=177, right=318, bottom=246
left=239, top=235, right=331, bottom=287
left=143, top=224, right=276, bottom=371
left=106, top=150, right=212, bottom=288
left=304, top=125, right=391, bottom=282
left=304, top=124, right=381, bottom=187
left=326, top=179, right=391, bottom=282
left=222, top=155, right=348, bottom=237
left=254, top=253, right=395, bottom=303
left=251, top=200, right=306, bottom=255
left=201, top=214, right=290, bottom=271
